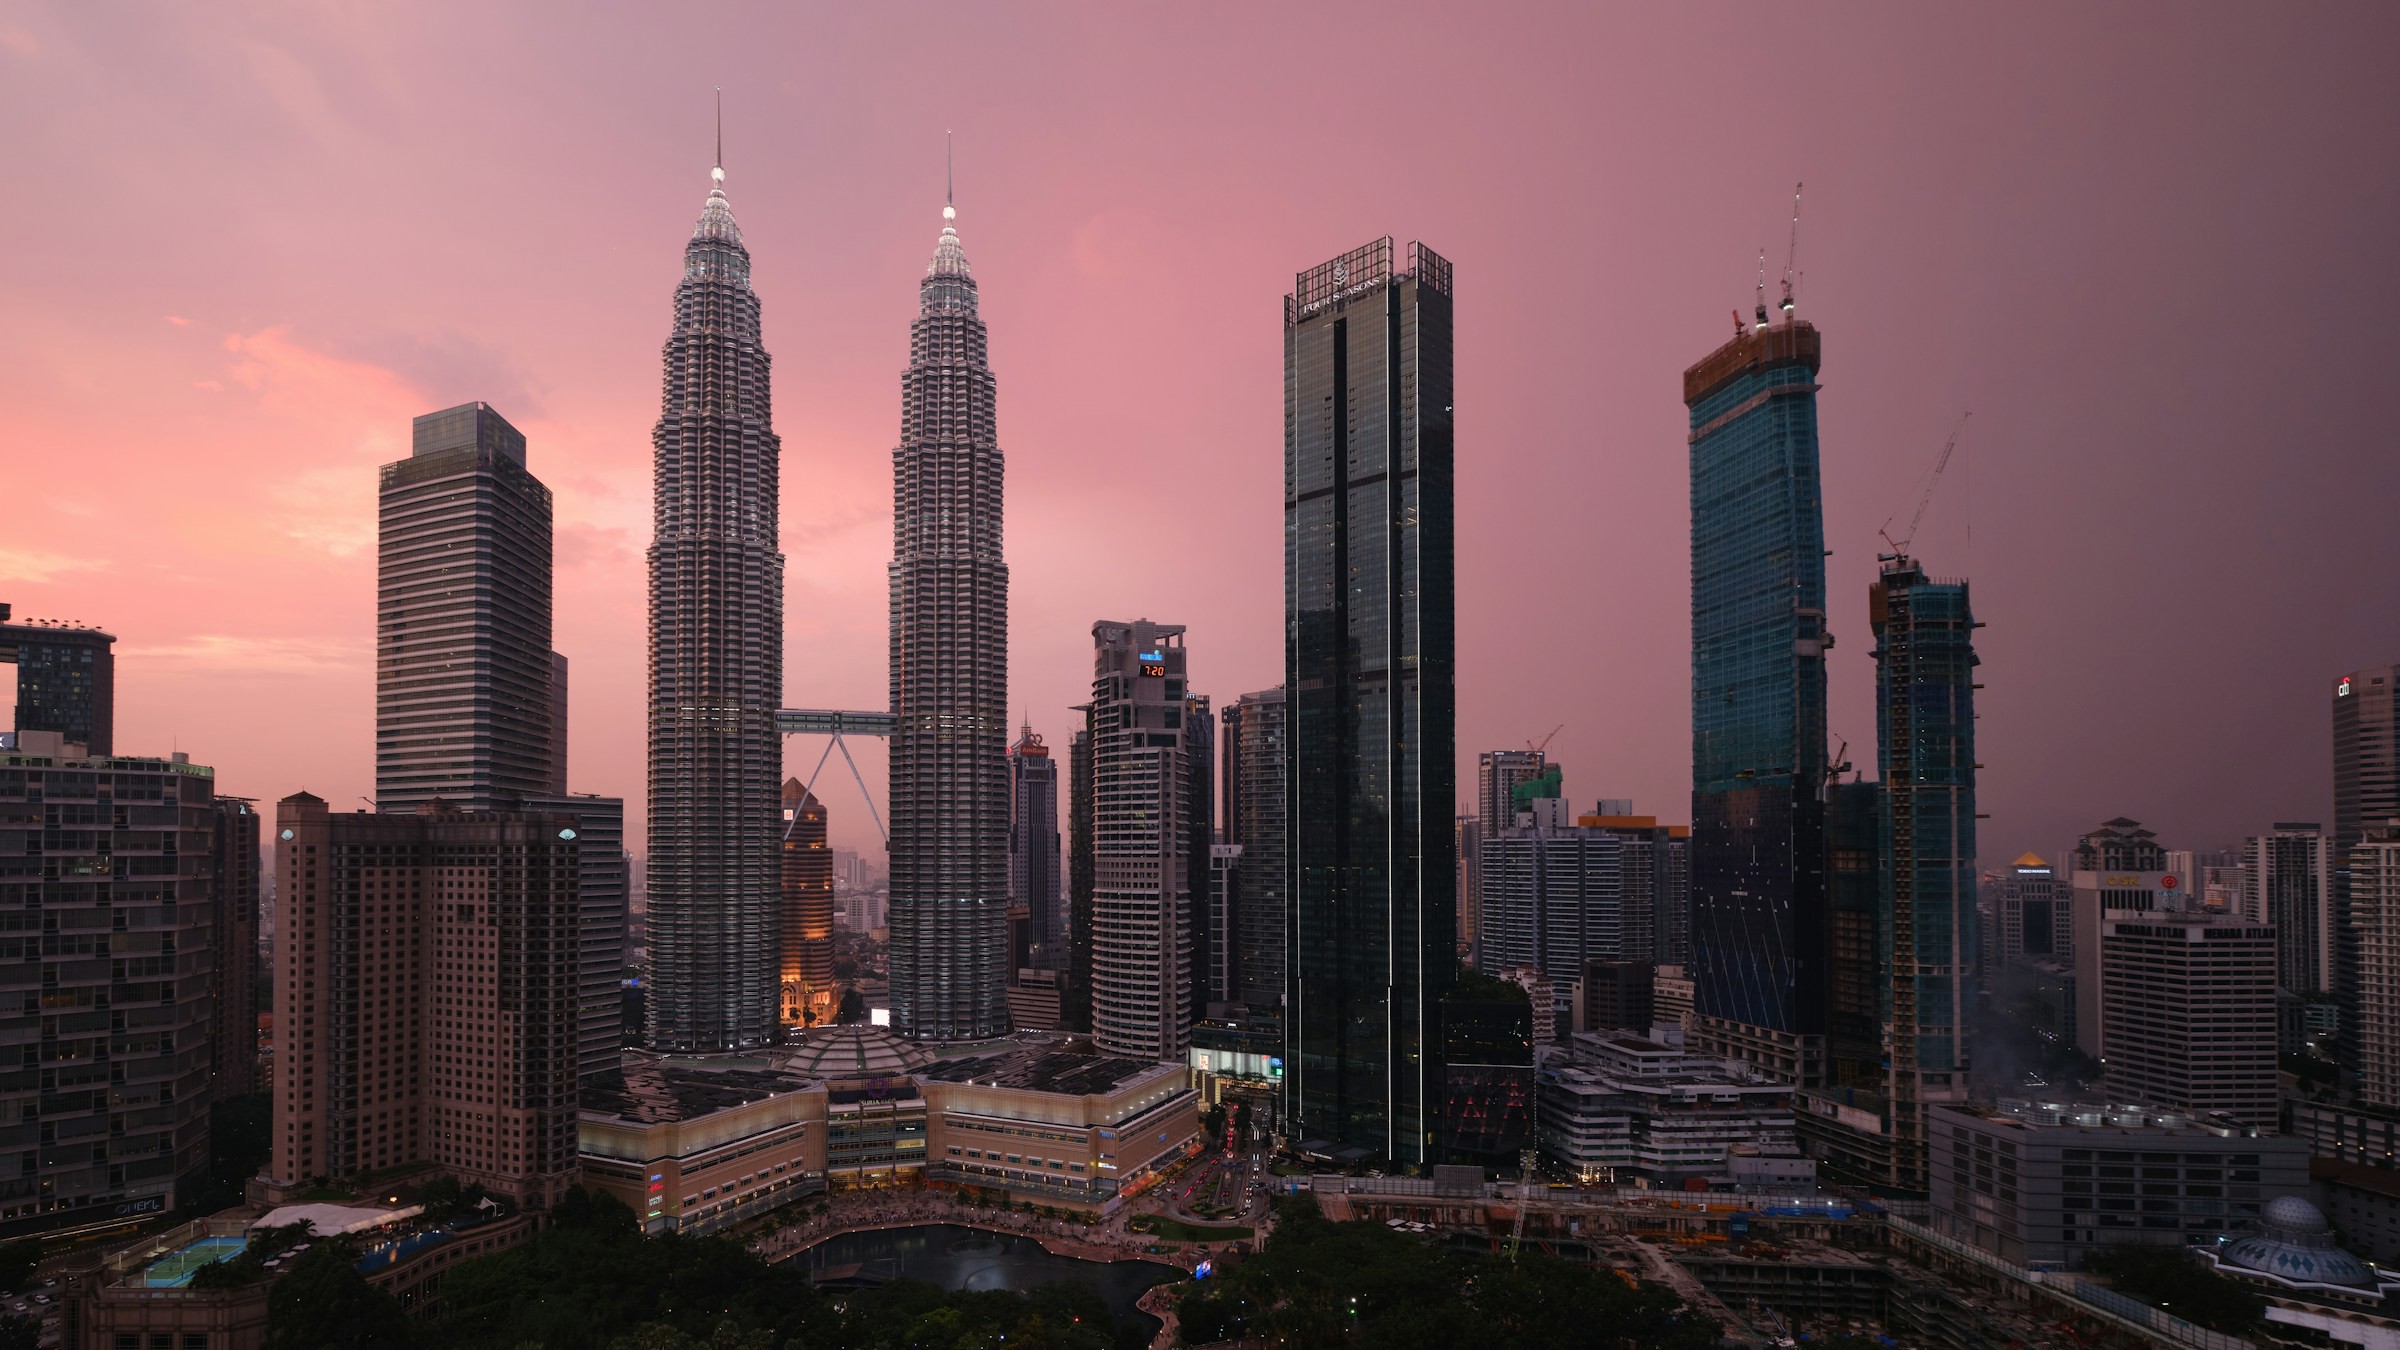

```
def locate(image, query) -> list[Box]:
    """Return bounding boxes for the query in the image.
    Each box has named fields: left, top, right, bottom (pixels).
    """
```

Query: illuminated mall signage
left=2340, top=676, right=2355, bottom=697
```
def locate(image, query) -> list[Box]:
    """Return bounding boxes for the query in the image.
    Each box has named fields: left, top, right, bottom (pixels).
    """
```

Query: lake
left=788, top=1222, right=1177, bottom=1331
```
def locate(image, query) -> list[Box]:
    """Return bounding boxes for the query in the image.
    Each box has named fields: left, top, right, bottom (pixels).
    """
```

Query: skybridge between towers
left=775, top=709, right=895, bottom=845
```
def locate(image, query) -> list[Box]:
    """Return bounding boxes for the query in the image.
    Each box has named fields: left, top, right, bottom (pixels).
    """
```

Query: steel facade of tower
left=645, top=162, right=784, bottom=1052
left=1008, top=724, right=1064, bottom=970
left=1685, top=320, right=1830, bottom=1084
left=887, top=199, right=1011, bottom=1040
left=0, top=614, right=115, bottom=756
left=1870, top=555, right=1978, bottom=1187
left=1284, top=238, right=1457, bottom=1165
left=377, top=403, right=555, bottom=813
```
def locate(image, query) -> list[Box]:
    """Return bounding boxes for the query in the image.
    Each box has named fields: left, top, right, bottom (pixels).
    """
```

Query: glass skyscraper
left=646, top=155, right=784, bottom=1052
left=1685, top=319, right=1830, bottom=1084
left=887, top=193, right=1012, bottom=1040
left=1870, top=554, right=1978, bottom=1186
left=1007, top=722, right=1062, bottom=970
left=1283, top=237, right=1456, bottom=1165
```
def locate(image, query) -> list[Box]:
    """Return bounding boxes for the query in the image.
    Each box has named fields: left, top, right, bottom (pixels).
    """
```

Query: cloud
left=116, top=634, right=363, bottom=676
left=0, top=547, right=107, bottom=584
left=556, top=522, right=635, bottom=569
left=331, top=329, right=545, bottom=421
left=0, top=26, right=36, bottom=58
left=267, top=465, right=377, bottom=557
left=165, top=315, right=190, bottom=327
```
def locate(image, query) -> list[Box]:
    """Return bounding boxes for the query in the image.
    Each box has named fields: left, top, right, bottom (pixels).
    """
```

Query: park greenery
left=261, top=1187, right=1144, bottom=1350
left=1173, top=1195, right=1723, bottom=1349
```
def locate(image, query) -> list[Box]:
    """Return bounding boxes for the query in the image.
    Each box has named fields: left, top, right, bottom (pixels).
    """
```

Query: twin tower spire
left=702, top=92, right=964, bottom=274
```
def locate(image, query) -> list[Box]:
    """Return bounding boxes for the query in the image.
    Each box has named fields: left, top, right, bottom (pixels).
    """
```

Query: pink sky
left=3, top=4, right=2397, bottom=865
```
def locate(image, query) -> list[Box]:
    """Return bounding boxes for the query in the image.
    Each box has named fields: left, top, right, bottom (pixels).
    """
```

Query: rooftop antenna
left=946, top=129, right=954, bottom=209
left=1754, top=250, right=1770, bottom=330
left=712, top=88, right=724, bottom=186
left=1779, top=181, right=1803, bottom=315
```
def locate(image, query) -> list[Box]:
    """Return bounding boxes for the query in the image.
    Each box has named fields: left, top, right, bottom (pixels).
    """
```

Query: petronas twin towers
left=645, top=138, right=1011, bottom=1052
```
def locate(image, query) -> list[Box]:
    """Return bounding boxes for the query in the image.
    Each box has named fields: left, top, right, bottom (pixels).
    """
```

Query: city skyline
left=6, top=7, right=2400, bottom=867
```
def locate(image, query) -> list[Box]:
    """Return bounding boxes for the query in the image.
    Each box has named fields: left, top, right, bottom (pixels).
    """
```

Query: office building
left=267, top=793, right=581, bottom=1208
left=1284, top=237, right=1457, bottom=1166
left=0, top=736, right=213, bottom=1236
left=1087, top=619, right=1194, bottom=1062
left=1654, top=964, right=1695, bottom=1031
left=520, top=792, right=627, bottom=1085
left=1537, top=1031, right=1801, bottom=1187
left=1578, top=806, right=1691, bottom=969
left=1182, top=693, right=1216, bottom=1025
left=2069, top=818, right=2172, bottom=1059
left=1220, top=687, right=1286, bottom=1007
left=1007, top=722, right=1063, bottom=970
left=1685, top=314, right=1831, bottom=1086
left=1572, top=959, right=1656, bottom=1036
left=886, top=186, right=1012, bottom=1043
left=1457, top=814, right=1483, bottom=954
left=1205, top=844, right=1242, bottom=1006
left=0, top=606, right=114, bottom=755
left=2100, top=902, right=2278, bottom=1127
left=2336, top=666, right=2400, bottom=852
left=1436, top=971, right=1535, bottom=1167
left=1990, top=853, right=2071, bottom=966
left=376, top=402, right=555, bottom=813
left=1930, top=1100, right=2308, bottom=1270
left=1868, top=554, right=1979, bottom=1190
left=1477, top=790, right=1646, bottom=1038
left=1066, top=720, right=1094, bottom=1034
left=1824, top=780, right=1884, bottom=1091
left=211, top=796, right=263, bottom=1099
left=2351, top=823, right=2400, bottom=1109
left=646, top=151, right=784, bottom=1052
left=2247, top=823, right=2335, bottom=994
left=1477, top=750, right=1546, bottom=834
left=779, top=779, right=835, bottom=1028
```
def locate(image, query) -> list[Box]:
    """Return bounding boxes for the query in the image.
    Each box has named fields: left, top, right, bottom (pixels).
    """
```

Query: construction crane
left=1525, top=724, right=1564, bottom=757
left=1778, top=181, right=1803, bottom=314
left=1878, top=412, right=1972, bottom=558
left=1753, top=249, right=1770, bottom=330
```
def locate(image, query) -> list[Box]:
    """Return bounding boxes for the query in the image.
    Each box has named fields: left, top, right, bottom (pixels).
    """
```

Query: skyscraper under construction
left=645, top=144, right=784, bottom=1052
left=887, top=182, right=1012, bottom=1040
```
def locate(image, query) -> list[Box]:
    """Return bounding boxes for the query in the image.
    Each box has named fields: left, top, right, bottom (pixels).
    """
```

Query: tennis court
left=142, top=1236, right=248, bottom=1287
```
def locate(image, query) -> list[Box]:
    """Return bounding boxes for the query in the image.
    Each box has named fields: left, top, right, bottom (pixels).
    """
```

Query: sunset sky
left=4, top=3, right=2397, bottom=865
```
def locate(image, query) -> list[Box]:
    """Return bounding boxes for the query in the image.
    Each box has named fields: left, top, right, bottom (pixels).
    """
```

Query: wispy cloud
left=0, top=547, right=107, bottom=584
left=165, top=315, right=191, bottom=327
left=117, top=634, right=363, bottom=676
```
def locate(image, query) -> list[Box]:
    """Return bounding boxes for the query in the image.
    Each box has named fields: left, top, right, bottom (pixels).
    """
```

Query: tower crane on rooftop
left=1526, top=724, right=1564, bottom=757
left=1879, top=412, right=1972, bottom=560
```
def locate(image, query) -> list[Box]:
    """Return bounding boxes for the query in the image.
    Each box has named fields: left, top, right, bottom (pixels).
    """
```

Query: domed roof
left=2215, top=1194, right=2386, bottom=1293
left=783, top=1025, right=933, bottom=1080
left=2266, top=1195, right=2331, bottom=1233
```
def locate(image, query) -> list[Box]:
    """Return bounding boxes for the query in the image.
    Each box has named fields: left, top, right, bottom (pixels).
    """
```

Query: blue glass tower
left=1684, top=320, right=1830, bottom=1083
left=1870, top=554, right=1977, bottom=1186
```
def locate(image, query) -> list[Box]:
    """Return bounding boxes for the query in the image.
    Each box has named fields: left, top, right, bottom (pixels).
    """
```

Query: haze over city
left=5, top=1, right=2397, bottom=863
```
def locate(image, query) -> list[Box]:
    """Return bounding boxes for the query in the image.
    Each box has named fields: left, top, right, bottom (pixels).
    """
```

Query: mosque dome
left=2215, top=1195, right=2386, bottom=1293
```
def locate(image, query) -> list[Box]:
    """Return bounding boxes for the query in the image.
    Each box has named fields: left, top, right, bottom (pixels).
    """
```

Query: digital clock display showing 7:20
left=1140, top=662, right=1167, bottom=678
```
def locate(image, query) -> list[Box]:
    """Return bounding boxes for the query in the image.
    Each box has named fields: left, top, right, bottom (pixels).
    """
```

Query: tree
left=0, top=1240, right=40, bottom=1295
left=2083, top=1243, right=2265, bottom=1335
left=836, top=988, right=868, bottom=1025
left=267, top=1243, right=418, bottom=1349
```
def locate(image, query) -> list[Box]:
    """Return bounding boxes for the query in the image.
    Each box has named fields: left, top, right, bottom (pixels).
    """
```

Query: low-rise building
left=920, top=1043, right=1197, bottom=1212
left=579, top=1053, right=828, bottom=1236
left=1536, top=1032, right=1799, bottom=1186
left=1930, top=1100, right=2311, bottom=1270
